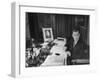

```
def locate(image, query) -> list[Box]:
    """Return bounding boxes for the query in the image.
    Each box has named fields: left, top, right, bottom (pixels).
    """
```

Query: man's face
left=72, top=31, right=80, bottom=41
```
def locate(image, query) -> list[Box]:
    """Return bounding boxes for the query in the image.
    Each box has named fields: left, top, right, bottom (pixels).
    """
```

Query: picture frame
left=11, top=2, right=96, bottom=78
left=42, top=28, right=54, bottom=42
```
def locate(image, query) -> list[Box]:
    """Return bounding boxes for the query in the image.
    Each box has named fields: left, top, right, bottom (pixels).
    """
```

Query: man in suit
left=66, top=27, right=89, bottom=65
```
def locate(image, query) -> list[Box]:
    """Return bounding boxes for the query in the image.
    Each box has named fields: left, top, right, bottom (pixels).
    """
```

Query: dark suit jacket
left=66, top=38, right=89, bottom=64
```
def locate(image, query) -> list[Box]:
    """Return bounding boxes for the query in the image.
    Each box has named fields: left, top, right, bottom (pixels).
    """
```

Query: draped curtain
left=55, top=15, right=75, bottom=39
left=26, top=13, right=89, bottom=45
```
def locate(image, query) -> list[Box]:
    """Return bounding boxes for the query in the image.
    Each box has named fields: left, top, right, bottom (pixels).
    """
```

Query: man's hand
left=66, top=51, right=71, bottom=56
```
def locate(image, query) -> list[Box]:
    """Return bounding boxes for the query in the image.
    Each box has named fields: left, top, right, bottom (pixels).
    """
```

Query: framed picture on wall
left=42, top=28, right=53, bottom=42
left=11, top=2, right=96, bottom=78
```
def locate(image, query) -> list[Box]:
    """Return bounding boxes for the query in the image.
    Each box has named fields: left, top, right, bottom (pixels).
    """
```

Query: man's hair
left=72, top=26, right=80, bottom=34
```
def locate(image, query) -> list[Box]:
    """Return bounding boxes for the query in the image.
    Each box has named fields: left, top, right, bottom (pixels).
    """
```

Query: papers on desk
left=53, top=39, right=66, bottom=46
left=41, top=45, right=67, bottom=66
left=39, top=38, right=68, bottom=66
left=50, top=45, right=67, bottom=54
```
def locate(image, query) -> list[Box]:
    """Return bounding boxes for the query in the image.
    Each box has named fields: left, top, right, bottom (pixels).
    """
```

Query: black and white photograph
left=25, top=12, right=89, bottom=67
left=42, top=28, right=53, bottom=42
left=44, top=29, right=51, bottom=38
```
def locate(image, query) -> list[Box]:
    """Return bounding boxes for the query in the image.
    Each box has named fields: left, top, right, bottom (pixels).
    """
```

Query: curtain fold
left=26, top=13, right=89, bottom=45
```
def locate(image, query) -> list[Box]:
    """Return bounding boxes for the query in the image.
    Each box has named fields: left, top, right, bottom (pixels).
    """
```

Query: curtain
left=28, top=13, right=43, bottom=42
left=55, top=15, right=75, bottom=39
left=26, top=13, right=89, bottom=45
